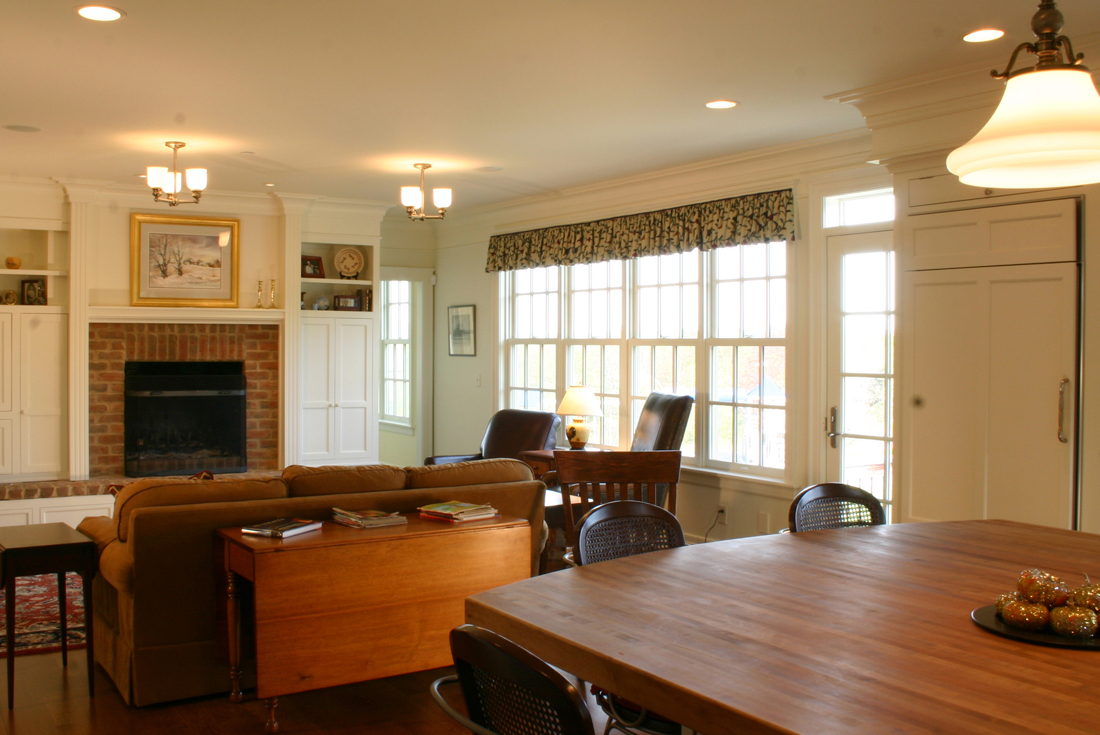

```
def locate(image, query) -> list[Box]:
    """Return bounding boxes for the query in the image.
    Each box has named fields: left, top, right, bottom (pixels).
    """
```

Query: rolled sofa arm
left=77, top=514, right=119, bottom=555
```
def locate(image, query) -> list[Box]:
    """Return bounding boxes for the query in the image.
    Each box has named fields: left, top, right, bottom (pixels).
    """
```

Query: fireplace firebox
left=124, top=361, right=247, bottom=477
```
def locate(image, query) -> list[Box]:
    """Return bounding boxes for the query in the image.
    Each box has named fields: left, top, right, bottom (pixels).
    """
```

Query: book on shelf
left=241, top=518, right=323, bottom=538
left=331, top=507, right=408, bottom=529
left=417, top=501, right=499, bottom=523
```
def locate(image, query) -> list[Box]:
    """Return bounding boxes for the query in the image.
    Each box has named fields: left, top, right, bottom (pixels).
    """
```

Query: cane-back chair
left=575, top=500, right=686, bottom=566
left=788, top=482, right=886, bottom=532
left=430, top=624, right=596, bottom=735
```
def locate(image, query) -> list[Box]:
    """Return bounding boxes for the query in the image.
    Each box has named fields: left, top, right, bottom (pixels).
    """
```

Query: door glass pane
left=843, top=376, right=886, bottom=437
left=844, top=315, right=887, bottom=374
left=843, top=252, right=887, bottom=312
left=843, top=438, right=887, bottom=500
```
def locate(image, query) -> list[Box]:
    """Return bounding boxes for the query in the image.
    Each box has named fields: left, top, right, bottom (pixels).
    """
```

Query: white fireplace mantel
left=87, top=306, right=286, bottom=325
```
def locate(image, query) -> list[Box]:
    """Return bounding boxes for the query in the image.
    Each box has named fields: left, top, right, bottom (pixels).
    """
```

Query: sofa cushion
left=114, top=477, right=288, bottom=542
left=282, top=464, right=408, bottom=497
left=404, top=458, right=533, bottom=489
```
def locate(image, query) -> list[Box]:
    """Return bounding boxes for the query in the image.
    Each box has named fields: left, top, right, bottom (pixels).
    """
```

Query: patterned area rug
left=0, top=572, right=85, bottom=657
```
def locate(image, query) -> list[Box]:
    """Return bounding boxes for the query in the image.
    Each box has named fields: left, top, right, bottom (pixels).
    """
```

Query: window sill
left=379, top=421, right=415, bottom=436
left=679, top=465, right=796, bottom=500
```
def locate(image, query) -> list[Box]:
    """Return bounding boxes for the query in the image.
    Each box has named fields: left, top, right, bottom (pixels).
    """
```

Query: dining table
left=465, top=519, right=1100, bottom=735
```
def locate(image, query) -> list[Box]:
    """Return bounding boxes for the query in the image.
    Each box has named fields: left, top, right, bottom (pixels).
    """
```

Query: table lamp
left=557, top=385, right=603, bottom=450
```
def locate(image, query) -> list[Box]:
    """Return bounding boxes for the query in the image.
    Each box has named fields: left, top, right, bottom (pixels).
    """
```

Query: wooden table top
left=217, top=514, right=529, bottom=553
left=0, top=523, right=93, bottom=551
left=466, top=520, right=1100, bottom=735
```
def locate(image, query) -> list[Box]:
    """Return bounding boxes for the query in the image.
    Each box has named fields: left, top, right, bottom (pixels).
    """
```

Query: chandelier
left=400, top=163, right=452, bottom=220
left=947, top=0, right=1100, bottom=189
left=146, top=141, right=208, bottom=206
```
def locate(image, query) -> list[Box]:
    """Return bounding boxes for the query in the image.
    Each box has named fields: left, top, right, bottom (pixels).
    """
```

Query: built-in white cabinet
left=0, top=308, right=69, bottom=480
left=899, top=198, right=1078, bottom=529
left=299, top=313, right=377, bottom=465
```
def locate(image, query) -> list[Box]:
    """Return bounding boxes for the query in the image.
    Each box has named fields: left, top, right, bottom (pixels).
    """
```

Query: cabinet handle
left=1058, top=378, right=1070, bottom=443
left=827, top=406, right=839, bottom=449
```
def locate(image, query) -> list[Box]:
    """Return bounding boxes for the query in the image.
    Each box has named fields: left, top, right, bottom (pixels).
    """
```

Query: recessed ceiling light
left=76, top=6, right=125, bottom=21
left=240, top=151, right=255, bottom=155
left=705, top=100, right=738, bottom=109
left=4, top=125, right=40, bottom=133
left=474, top=166, right=503, bottom=173
left=264, top=183, right=275, bottom=187
left=963, top=28, right=1004, bottom=43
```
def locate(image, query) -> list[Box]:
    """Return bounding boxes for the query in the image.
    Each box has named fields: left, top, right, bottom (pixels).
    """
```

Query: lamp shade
left=185, top=167, right=207, bottom=191
left=146, top=166, right=167, bottom=189
left=556, top=385, right=603, bottom=417
left=433, top=188, right=452, bottom=209
left=947, top=68, right=1100, bottom=188
left=400, top=186, right=423, bottom=208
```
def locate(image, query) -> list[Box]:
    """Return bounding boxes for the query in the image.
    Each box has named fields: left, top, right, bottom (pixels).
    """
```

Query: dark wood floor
left=0, top=651, right=471, bottom=735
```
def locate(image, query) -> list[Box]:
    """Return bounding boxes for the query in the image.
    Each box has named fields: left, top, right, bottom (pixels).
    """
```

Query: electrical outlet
left=716, top=505, right=727, bottom=525
left=757, top=512, right=770, bottom=534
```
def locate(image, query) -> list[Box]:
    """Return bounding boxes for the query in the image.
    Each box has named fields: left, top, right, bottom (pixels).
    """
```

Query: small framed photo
left=334, top=294, right=361, bottom=311
left=448, top=305, right=476, bottom=356
left=21, top=279, right=46, bottom=306
left=301, top=255, right=325, bottom=279
left=130, top=212, right=239, bottom=307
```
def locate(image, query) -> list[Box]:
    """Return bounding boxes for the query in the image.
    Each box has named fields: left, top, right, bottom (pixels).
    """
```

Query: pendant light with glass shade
left=947, top=0, right=1100, bottom=189
left=401, top=163, right=452, bottom=220
left=146, top=141, right=208, bottom=206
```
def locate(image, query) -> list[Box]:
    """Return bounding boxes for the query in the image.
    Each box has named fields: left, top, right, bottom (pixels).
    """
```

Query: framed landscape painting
left=130, top=212, right=240, bottom=307
left=448, top=304, right=475, bottom=356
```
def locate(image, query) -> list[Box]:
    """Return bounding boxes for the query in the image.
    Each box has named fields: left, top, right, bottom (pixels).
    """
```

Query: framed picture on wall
left=130, top=212, right=240, bottom=307
left=448, top=304, right=475, bottom=356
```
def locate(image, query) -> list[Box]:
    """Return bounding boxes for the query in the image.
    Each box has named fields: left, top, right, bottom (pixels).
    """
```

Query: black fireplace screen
left=124, top=361, right=247, bottom=477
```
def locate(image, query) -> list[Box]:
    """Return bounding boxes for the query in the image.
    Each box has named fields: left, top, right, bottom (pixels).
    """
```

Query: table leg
left=263, top=697, right=279, bottom=733
left=82, top=569, right=94, bottom=697
left=226, top=571, right=242, bottom=703
left=57, top=572, right=68, bottom=667
left=6, top=574, right=15, bottom=710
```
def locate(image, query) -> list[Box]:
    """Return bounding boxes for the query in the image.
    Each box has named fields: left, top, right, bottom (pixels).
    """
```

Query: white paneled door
left=19, top=312, right=67, bottom=475
left=300, top=318, right=335, bottom=462
left=333, top=318, right=375, bottom=460
left=901, top=262, right=1078, bottom=528
left=826, top=230, right=895, bottom=520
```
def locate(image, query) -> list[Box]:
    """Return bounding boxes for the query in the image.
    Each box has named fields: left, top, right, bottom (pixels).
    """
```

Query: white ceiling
left=2, top=0, right=1099, bottom=209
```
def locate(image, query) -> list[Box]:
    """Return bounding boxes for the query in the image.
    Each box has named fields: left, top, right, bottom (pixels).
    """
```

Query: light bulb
left=146, top=166, right=166, bottom=189
left=433, top=188, right=452, bottom=209
left=161, top=171, right=182, bottom=195
left=401, top=186, right=423, bottom=209
left=185, top=168, right=207, bottom=191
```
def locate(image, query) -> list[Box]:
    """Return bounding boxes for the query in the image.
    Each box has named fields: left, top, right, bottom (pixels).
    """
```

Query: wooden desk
left=0, top=523, right=96, bottom=709
left=467, top=520, right=1100, bottom=735
left=219, top=515, right=530, bottom=732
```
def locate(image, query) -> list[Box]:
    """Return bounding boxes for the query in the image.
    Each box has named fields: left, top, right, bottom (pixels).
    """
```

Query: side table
left=0, top=523, right=96, bottom=709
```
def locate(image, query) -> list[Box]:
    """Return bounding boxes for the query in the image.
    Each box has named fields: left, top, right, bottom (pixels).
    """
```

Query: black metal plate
left=971, top=604, right=1100, bottom=649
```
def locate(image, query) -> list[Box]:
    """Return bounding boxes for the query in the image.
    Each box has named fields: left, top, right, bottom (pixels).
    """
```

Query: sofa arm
left=78, top=515, right=118, bottom=556
left=424, top=453, right=483, bottom=465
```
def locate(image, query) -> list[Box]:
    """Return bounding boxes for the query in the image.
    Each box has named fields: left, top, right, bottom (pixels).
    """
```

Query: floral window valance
left=485, top=188, right=794, bottom=273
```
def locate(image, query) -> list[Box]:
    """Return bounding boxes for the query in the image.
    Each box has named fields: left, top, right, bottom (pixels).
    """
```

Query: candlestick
left=255, top=280, right=263, bottom=309
left=267, top=279, right=277, bottom=309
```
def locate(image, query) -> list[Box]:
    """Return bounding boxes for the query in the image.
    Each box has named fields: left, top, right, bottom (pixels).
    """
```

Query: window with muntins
left=501, top=243, right=788, bottom=477
left=381, top=280, right=412, bottom=424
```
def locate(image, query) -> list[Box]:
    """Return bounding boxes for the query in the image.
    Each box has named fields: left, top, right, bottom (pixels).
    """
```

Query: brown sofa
left=76, top=459, right=544, bottom=707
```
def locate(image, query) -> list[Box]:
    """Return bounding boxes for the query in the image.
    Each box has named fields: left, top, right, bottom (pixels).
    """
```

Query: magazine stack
left=330, top=508, right=408, bottom=529
left=418, top=501, right=500, bottom=523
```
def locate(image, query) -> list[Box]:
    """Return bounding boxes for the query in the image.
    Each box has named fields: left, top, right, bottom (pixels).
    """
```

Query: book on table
left=331, top=508, right=408, bottom=529
left=418, top=501, right=499, bottom=523
left=241, top=518, right=323, bottom=538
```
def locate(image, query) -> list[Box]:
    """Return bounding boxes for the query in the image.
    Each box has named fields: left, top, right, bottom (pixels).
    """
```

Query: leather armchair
left=630, top=392, right=695, bottom=451
left=425, top=409, right=562, bottom=465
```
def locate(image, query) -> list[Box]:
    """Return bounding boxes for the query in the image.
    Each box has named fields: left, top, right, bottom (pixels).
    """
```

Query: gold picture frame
left=130, top=212, right=240, bottom=307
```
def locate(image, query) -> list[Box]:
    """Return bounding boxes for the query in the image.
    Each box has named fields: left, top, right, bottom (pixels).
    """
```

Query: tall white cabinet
left=299, top=313, right=378, bottom=465
left=898, top=191, right=1079, bottom=528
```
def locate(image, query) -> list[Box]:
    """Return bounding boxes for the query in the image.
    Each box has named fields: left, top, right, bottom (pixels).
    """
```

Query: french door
left=825, top=230, right=895, bottom=520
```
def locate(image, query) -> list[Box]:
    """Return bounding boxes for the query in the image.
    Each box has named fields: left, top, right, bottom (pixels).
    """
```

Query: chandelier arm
left=992, top=42, right=1037, bottom=80
left=1056, top=36, right=1085, bottom=66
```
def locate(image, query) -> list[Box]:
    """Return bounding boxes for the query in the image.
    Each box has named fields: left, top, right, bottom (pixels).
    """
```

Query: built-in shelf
left=300, top=278, right=373, bottom=286
left=87, top=306, right=286, bottom=324
left=300, top=309, right=373, bottom=318
left=0, top=269, right=68, bottom=277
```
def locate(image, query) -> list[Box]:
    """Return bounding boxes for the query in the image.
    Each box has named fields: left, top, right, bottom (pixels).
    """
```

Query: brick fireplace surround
left=88, top=323, right=280, bottom=477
